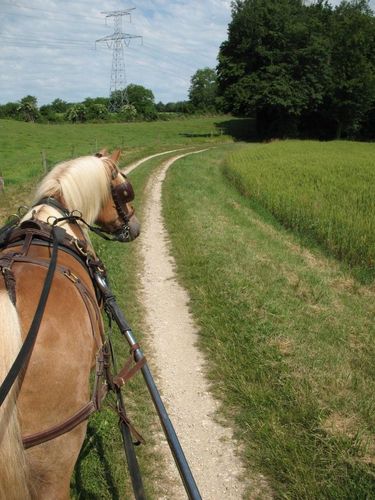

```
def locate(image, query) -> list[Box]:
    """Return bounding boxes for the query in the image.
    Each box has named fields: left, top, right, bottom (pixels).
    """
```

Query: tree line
left=217, top=0, right=375, bottom=139
left=0, top=73, right=219, bottom=125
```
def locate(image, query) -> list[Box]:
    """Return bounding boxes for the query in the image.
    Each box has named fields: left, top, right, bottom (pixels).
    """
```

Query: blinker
left=113, top=180, right=135, bottom=204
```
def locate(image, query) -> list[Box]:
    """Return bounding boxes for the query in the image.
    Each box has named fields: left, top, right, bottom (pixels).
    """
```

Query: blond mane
left=33, top=156, right=112, bottom=224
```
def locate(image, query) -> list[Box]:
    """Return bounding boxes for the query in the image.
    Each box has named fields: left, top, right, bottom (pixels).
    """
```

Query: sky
left=0, top=0, right=374, bottom=106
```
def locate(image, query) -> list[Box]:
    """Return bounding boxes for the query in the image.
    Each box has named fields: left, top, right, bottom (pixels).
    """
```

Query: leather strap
left=22, top=401, right=97, bottom=449
left=7, top=254, right=104, bottom=344
left=0, top=252, right=19, bottom=304
left=113, top=345, right=146, bottom=388
left=22, top=346, right=109, bottom=449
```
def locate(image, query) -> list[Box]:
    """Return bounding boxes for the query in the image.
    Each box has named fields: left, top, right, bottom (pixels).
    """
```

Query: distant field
left=224, top=141, right=375, bottom=277
left=0, top=116, right=234, bottom=186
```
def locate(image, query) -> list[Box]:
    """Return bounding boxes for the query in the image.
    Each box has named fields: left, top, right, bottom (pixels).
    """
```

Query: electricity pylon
left=96, top=9, right=142, bottom=112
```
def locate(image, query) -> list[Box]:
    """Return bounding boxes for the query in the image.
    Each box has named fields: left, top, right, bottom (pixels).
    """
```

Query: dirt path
left=125, top=148, right=191, bottom=175
left=127, top=151, right=247, bottom=499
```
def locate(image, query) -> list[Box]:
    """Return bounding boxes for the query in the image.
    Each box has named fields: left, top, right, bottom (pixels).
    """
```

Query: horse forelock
left=33, top=156, right=111, bottom=224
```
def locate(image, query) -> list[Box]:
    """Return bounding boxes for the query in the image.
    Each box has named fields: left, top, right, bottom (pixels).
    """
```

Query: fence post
left=41, top=150, right=47, bottom=173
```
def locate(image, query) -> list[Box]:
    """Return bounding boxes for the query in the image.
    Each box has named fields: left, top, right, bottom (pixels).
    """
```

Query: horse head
left=95, top=149, right=140, bottom=242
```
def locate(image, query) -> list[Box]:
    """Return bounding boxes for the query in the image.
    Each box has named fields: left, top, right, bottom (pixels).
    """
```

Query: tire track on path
left=124, top=148, right=191, bottom=175
left=133, top=150, right=246, bottom=499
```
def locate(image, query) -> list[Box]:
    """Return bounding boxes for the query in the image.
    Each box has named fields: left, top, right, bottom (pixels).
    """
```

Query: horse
left=0, top=149, right=140, bottom=499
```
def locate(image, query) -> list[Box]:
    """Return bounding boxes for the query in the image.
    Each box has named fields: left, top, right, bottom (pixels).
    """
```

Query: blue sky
left=0, top=0, right=374, bottom=106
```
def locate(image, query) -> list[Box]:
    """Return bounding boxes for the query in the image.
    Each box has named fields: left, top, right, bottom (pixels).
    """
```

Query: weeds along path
left=127, top=151, right=246, bottom=499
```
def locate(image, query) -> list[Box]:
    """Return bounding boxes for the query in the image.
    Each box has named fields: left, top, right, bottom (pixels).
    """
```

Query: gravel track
left=125, top=151, right=247, bottom=499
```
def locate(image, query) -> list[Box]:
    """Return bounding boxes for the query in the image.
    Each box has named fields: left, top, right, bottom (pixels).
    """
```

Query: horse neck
left=34, top=157, right=110, bottom=226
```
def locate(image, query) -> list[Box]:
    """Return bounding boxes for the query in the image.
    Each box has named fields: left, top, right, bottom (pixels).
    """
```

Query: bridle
left=108, top=172, right=135, bottom=242
left=96, top=153, right=136, bottom=243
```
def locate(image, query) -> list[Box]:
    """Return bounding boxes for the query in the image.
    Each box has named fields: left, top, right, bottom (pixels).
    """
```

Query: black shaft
left=116, top=386, right=146, bottom=500
left=96, top=274, right=201, bottom=500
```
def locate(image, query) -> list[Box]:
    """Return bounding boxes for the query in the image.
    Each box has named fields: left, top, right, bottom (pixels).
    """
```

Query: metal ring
left=74, top=239, right=88, bottom=256
left=17, top=205, right=29, bottom=217
left=47, top=216, right=58, bottom=226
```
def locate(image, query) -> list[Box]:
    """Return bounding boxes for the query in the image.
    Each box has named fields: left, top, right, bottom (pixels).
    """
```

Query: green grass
left=4, top=118, right=375, bottom=497
left=0, top=117, right=233, bottom=185
left=224, top=140, right=375, bottom=280
left=163, top=146, right=375, bottom=499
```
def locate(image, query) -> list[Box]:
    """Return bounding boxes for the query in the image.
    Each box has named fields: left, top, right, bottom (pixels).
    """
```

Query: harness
left=0, top=215, right=145, bottom=449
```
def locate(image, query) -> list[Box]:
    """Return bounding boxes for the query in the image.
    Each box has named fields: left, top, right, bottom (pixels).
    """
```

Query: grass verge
left=163, top=145, right=375, bottom=499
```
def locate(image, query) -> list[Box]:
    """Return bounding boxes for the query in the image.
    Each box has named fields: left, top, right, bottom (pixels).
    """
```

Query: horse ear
left=110, top=149, right=122, bottom=165
left=95, top=148, right=108, bottom=158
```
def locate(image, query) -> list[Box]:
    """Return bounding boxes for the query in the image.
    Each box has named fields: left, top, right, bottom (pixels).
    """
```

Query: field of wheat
left=224, top=140, right=375, bottom=276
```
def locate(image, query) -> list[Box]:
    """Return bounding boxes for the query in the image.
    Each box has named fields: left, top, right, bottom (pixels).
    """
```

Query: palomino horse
left=0, top=150, right=140, bottom=499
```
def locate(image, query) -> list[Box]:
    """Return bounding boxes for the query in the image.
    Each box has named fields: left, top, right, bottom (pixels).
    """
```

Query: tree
left=64, top=104, right=87, bottom=123
left=0, top=102, right=19, bottom=119
left=120, top=103, right=137, bottom=121
left=126, top=84, right=157, bottom=120
left=217, top=0, right=332, bottom=137
left=217, top=0, right=375, bottom=139
left=50, top=98, right=69, bottom=113
left=110, top=84, right=157, bottom=120
left=189, top=68, right=218, bottom=112
left=83, top=100, right=109, bottom=121
left=17, top=95, right=39, bottom=122
left=328, top=0, right=375, bottom=138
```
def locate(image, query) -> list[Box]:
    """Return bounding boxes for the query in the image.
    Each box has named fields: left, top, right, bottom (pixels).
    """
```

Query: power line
left=96, top=9, right=142, bottom=112
left=0, top=34, right=92, bottom=45
left=2, top=0, right=104, bottom=23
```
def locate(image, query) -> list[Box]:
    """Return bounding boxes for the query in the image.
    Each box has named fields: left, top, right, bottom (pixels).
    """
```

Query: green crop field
left=224, top=141, right=375, bottom=281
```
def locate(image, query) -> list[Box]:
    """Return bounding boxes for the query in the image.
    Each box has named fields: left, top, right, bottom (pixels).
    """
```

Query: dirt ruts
left=124, top=151, right=247, bottom=499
